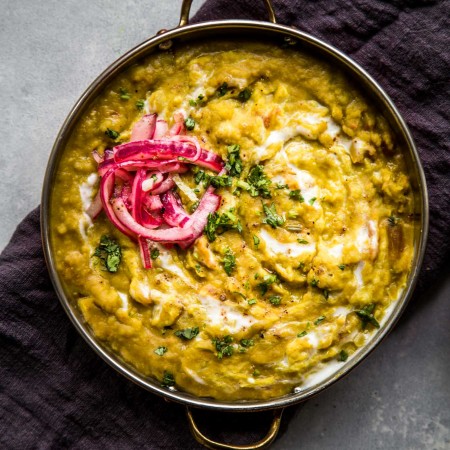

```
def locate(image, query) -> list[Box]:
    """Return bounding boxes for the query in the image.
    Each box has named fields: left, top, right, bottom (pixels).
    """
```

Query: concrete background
left=1, top=1, right=449, bottom=449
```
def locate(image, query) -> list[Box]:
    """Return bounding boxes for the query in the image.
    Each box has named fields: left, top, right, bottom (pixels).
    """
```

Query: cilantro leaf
left=246, top=165, right=272, bottom=198
left=338, top=350, right=348, bottom=362
left=217, top=82, right=229, bottom=97
left=150, top=248, right=160, bottom=260
left=205, top=209, right=242, bottom=242
left=119, top=87, right=131, bottom=100
left=253, top=235, right=260, bottom=248
left=135, top=99, right=145, bottom=110
left=258, top=273, right=278, bottom=295
left=185, top=117, right=195, bottom=131
left=174, top=327, right=199, bottom=340
left=161, top=371, right=175, bottom=387
left=210, top=175, right=232, bottom=188
left=212, top=335, right=234, bottom=359
left=105, top=128, right=120, bottom=140
left=355, top=304, right=380, bottom=329
left=93, top=235, right=122, bottom=273
left=154, top=346, right=167, bottom=356
left=314, top=315, right=326, bottom=325
left=240, top=339, right=254, bottom=348
left=289, top=189, right=304, bottom=202
left=237, top=88, right=252, bottom=102
left=268, top=295, right=281, bottom=306
left=224, top=144, right=243, bottom=177
left=262, top=203, right=285, bottom=228
left=222, top=248, right=236, bottom=276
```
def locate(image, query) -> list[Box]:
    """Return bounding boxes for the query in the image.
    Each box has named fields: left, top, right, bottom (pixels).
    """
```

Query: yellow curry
left=51, top=41, right=414, bottom=401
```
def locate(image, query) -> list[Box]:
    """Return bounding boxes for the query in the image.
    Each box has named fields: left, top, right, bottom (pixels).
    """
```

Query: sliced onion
left=131, top=169, right=146, bottom=223
left=138, top=237, right=152, bottom=269
left=114, top=140, right=201, bottom=164
left=161, top=191, right=191, bottom=227
left=151, top=176, right=175, bottom=195
left=143, top=194, right=163, bottom=211
left=86, top=189, right=103, bottom=219
left=99, top=170, right=135, bottom=240
left=142, top=172, right=164, bottom=192
left=130, top=113, right=157, bottom=142
left=197, top=148, right=224, bottom=172
left=153, top=119, right=169, bottom=139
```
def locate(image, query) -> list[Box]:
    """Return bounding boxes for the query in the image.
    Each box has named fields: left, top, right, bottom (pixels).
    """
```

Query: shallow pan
left=41, top=0, right=428, bottom=448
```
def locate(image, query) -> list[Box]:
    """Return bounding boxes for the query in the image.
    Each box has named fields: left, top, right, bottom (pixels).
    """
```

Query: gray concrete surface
left=1, top=1, right=449, bottom=449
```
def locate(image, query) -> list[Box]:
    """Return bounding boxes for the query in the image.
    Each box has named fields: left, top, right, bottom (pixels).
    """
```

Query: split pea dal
left=51, top=41, right=414, bottom=401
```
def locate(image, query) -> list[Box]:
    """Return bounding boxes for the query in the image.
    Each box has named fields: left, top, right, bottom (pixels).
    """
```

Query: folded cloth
left=1, top=1, right=449, bottom=448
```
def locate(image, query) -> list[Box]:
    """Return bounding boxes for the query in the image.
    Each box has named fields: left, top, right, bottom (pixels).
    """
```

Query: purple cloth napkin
left=1, top=1, right=449, bottom=448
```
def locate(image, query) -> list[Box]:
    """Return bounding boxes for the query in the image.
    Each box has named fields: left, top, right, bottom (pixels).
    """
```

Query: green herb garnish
left=258, top=273, right=278, bottom=295
left=93, top=235, right=122, bottom=273
left=246, top=165, right=272, bottom=198
left=150, top=248, right=160, bottom=260
left=289, top=190, right=304, bottom=202
left=135, top=99, right=145, bottom=110
left=185, top=117, right=195, bottom=131
left=297, top=239, right=309, bottom=244
left=119, top=87, right=131, bottom=100
left=210, top=175, right=232, bottom=188
left=310, top=278, right=319, bottom=287
left=253, top=235, right=260, bottom=249
left=205, top=210, right=242, bottom=242
left=161, top=371, right=175, bottom=387
left=297, top=330, right=308, bottom=338
left=237, top=88, right=252, bottom=102
left=224, top=144, right=243, bottom=177
left=222, top=248, right=236, bottom=276
left=212, top=335, right=234, bottom=359
left=154, top=346, right=167, bottom=356
left=338, top=350, right=348, bottom=362
left=355, top=304, right=380, bottom=329
left=262, top=203, right=285, bottom=228
left=248, top=298, right=257, bottom=305
left=240, top=339, right=254, bottom=348
left=338, top=264, right=346, bottom=271
left=268, top=295, right=281, bottom=306
left=309, top=197, right=317, bottom=205
left=276, top=183, right=289, bottom=189
left=323, top=289, right=329, bottom=300
left=105, top=128, right=120, bottom=140
left=388, top=215, right=397, bottom=227
left=217, top=82, right=229, bottom=97
left=174, top=327, right=199, bottom=340
left=314, top=315, right=326, bottom=325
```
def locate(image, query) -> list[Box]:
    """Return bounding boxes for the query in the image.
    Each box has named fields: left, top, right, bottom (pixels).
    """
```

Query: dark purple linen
left=1, top=1, right=449, bottom=448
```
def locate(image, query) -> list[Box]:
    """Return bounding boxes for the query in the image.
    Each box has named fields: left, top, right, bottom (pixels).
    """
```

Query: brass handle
left=186, top=407, right=284, bottom=450
left=179, top=0, right=277, bottom=27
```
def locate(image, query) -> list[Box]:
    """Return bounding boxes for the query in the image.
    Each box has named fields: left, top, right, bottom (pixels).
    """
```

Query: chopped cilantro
left=355, top=304, right=380, bottom=329
left=308, top=197, right=317, bottom=205
left=237, top=87, right=252, bottom=102
left=240, top=339, right=254, bottom=348
left=154, top=346, right=167, bottom=356
left=210, top=175, right=232, bottom=188
left=253, top=235, right=260, bottom=249
left=189, top=99, right=197, bottom=107
left=297, top=330, right=308, bottom=338
left=310, top=278, right=319, bottom=287
left=258, top=273, right=278, bottom=295
left=268, top=295, right=281, bottom=306
left=289, top=190, right=304, bottom=202
left=338, top=264, right=346, bottom=271
left=262, top=203, right=285, bottom=228
left=205, top=210, right=242, bottom=242
left=323, top=289, right=329, bottom=300
left=161, top=371, right=175, bottom=387
left=338, top=350, right=348, bottom=362
left=212, top=335, right=234, bottom=359
left=119, top=87, right=131, bottom=100
left=190, top=200, right=200, bottom=213
left=174, top=327, right=199, bottom=340
left=297, top=239, right=309, bottom=244
left=248, top=298, right=257, bottom=305
left=297, top=262, right=305, bottom=270
left=105, top=128, right=120, bottom=140
left=276, top=183, right=289, bottom=189
left=222, top=248, right=236, bottom=276
left=246, top=165, right=272, bottom=198
left=253, top=369, right=261, bottom=377
left=150, top=248, right=160, bottom=260
left=217, top=82, right=229, bottom=97
left=193, top=168, right=211, bottom=186
left=314, top=316, right=326, bottom=325
left=135, top=99, right=145, bottom=110
left=93, top=235, right=122, bottom=273
left=185, top=117, right=195, bottom=131
left=224, top=144, right=243, bottom=177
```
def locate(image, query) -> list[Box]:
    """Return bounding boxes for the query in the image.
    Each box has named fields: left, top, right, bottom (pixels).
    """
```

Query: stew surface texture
left=51, top=41, right=414, bottom=401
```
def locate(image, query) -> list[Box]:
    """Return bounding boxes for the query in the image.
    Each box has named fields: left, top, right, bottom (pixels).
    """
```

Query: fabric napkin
left=1, top=1, right=449, bottom=448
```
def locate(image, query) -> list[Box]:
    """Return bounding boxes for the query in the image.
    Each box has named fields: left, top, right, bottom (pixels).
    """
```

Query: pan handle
left=179, top=0, right=277, bottom=27
left=186, top=407, right=283, bottom=450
